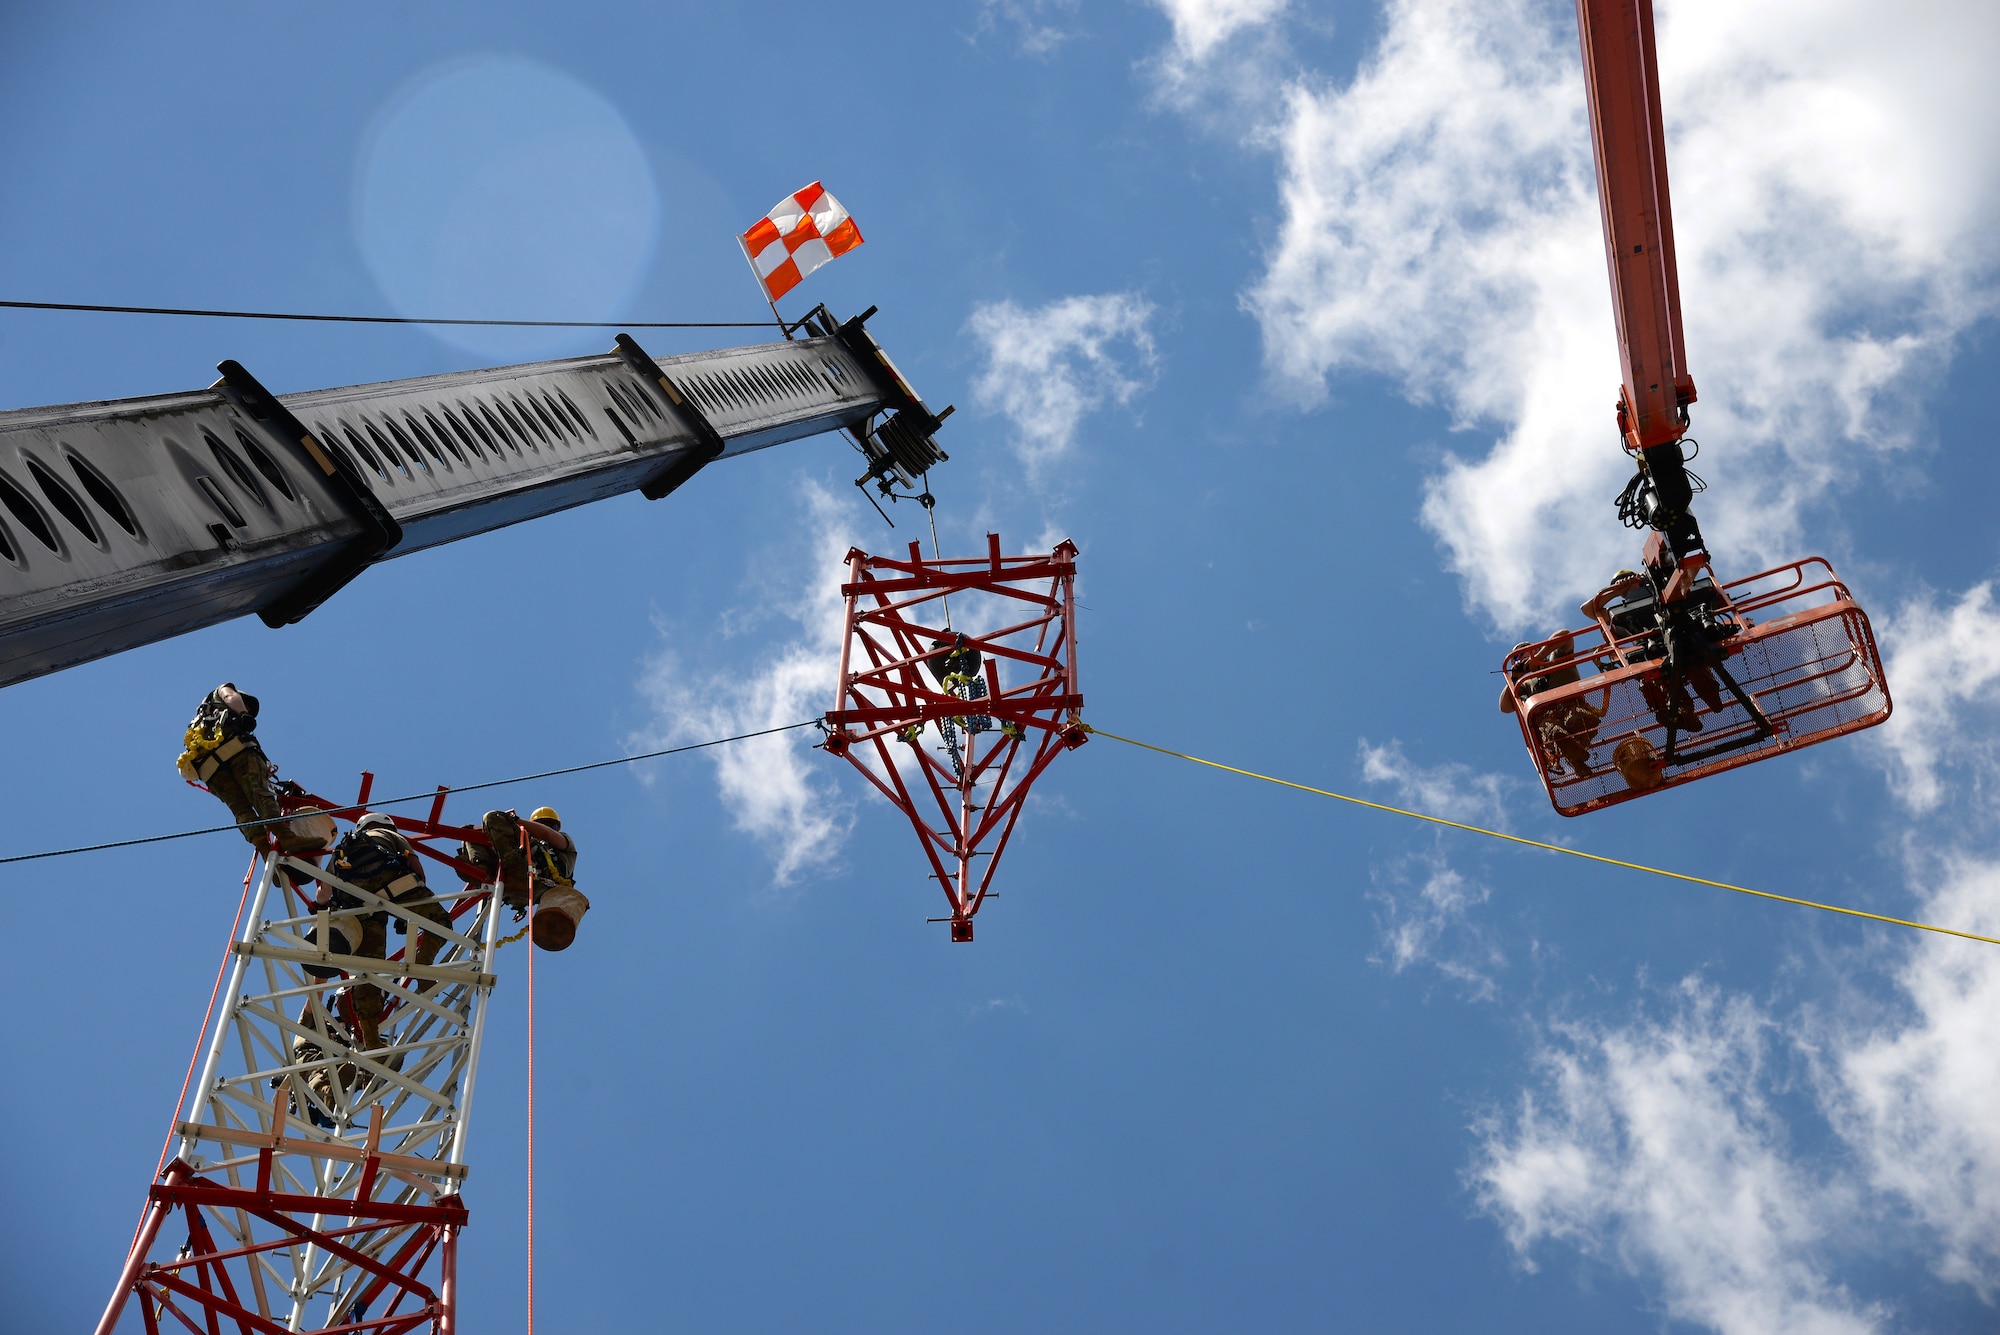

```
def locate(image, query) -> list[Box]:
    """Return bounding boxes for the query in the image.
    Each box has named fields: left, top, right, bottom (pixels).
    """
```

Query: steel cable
left=1083, top=725, right=2000, bottom=949
left=0, top=720, right=821, bottom=868
left=0, top=298, right=778, bottom=329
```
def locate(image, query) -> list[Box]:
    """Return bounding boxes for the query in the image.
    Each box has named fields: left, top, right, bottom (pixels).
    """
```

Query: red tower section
left=97, top=783, right=507, bottom=1335
left=823, top=534, right=1086, bottom=941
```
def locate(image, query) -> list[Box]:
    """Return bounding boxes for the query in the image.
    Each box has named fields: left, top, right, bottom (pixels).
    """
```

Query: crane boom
left=1575, top=0, right=1707, bottom=583
left=0, top=308, right=948, bottom=691
left=1576, top=0, right=1694, bottom=452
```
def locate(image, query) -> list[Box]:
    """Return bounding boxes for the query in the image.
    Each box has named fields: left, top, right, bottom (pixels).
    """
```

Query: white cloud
left=974, top=0, right=1079, bottom=57
left=1473, top=978, right=1884, bottom=1335
left=1136, top=7, right=2000, bottom=1322
left=1368, top=846, right=1505, bottom=998
left=967, top=292, right=1160, bottom=477
left=1358, top=741, right=1514, bottom=995
left=1874, top=582, right=2000, bottom=813
left=1829, top=855, right=2000, bottom=1297
left=1471, top=853, right=2000, bottom=1326
left=637, top=483, right=858, bottom=885
left=1242, top=0, right=2000, bottom=631
left=1358, top=736, right=1513, bottom=829
left=1144, top=0, right=1295, bottom=114
left=1153, top=0, right=1288, bottom=63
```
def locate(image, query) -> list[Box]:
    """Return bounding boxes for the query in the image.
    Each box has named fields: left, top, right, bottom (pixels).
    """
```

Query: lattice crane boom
left=0, top=305, right=949, bottom=692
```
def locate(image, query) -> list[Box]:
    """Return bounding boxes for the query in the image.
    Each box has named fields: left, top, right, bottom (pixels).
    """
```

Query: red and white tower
left=824, top=534, right=1086, bottom=941
left=97, top=785, right=508, bottom=1334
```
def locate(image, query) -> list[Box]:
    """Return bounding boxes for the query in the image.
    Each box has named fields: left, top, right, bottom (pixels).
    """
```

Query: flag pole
left=735, top=233, right=794, bottom=342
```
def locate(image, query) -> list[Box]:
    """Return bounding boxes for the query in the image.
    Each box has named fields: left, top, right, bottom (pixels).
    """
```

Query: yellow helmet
left=530, top=806, right=561, bottom=826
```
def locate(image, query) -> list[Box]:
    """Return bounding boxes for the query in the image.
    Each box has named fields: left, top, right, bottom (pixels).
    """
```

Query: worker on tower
left=926, top=633, right=992, bottom=725
left=289, top=996, right=359, bottom=1130
left=463, top=807, right=576, bottom=912
left=323, top=812, right=451, bottom=1052
left=177, top=683, right=323, bottom=854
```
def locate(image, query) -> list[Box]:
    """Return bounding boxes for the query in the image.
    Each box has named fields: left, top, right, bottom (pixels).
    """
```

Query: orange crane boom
left=1576, top=0, right=1695, bottom=454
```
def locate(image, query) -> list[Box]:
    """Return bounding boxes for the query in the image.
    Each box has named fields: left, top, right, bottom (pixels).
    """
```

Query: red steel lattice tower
left=824, top=534, right=1086, bottom=941
left=97, top=783, right=509, bottom=1334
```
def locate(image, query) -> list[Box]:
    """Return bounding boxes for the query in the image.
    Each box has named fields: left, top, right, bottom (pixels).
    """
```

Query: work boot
left=295, top=1089, right=337, bottom=1131
left=276, top=826, right=327, bottom=856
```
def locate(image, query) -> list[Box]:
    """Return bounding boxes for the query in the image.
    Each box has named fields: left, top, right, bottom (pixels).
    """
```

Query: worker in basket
left=1581, top=565, right=1733, bottom=735
left=1501, top=632, right=1611, bottom=779
left=461, top=806, right=589, bottom=950
left=323, top=812, right=451, bottom=1052
left=176, top=683, right=323, bottom=854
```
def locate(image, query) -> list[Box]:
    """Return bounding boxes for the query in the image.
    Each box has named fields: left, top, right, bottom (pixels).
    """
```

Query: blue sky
left=5, top=1, right=2000, bottom=1330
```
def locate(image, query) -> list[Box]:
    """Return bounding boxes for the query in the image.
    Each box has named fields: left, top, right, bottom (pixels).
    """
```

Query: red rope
left=134, top=849, right=257, bottom=1250
left=524, top=827, right=537, bottom=1335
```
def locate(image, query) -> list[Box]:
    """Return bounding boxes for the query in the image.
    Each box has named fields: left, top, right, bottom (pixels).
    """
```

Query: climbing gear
left=181, top=734, right=248, bottom=782
left=329, top=825, right=423, bottom=917
left=176, top=684, right=261, bottom=780
left=333, top=829, right=412, bottom=884
left=528, top=836, right=575, bottom=891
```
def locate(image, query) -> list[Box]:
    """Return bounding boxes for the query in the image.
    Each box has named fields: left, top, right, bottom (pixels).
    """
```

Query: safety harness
left=175, top=688, right=262, bottom=782
left=530, top=836, right=576, bottom=890
left=329, top=827, right=425, bottom=915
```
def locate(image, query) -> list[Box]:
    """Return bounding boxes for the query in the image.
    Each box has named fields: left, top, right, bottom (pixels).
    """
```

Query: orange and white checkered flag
left=739, top=182, right=864, bottom=303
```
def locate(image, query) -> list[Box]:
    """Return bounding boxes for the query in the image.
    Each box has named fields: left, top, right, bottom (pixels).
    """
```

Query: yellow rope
left=493, top=922, right=531, bottom=949
left=1082, top=725, right=2000, bottom=949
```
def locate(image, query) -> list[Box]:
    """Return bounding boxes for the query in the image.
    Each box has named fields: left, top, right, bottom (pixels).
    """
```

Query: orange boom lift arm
left=1577, top=0, right=1704, bottom=583
left=1495, top=0, right=1893, bottom=816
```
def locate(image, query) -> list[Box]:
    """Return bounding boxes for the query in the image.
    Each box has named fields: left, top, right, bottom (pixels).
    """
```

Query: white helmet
left=354, top=812, right=396, bottom=833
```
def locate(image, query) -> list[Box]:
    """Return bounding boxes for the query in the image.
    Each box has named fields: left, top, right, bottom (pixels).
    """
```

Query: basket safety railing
left=1501, top=557, right=1892, bottom=816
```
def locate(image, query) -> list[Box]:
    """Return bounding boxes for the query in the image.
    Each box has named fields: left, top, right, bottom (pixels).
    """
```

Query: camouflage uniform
left=327, top=821, right=451, bottom=1052
left=177, top=684, right=321, bottom=853
left=1534, top=695, right=1609, bottom=777
left=290, top=997, right=358, bottom=1129
left=464, top=810, right=575, bottom=910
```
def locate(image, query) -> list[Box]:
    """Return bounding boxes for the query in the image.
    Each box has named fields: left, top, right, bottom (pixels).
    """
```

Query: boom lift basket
left=1504, top=557, right=1891, bottom=816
